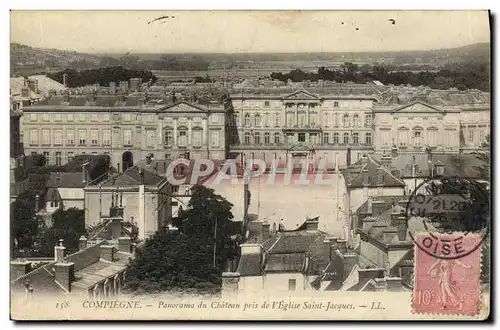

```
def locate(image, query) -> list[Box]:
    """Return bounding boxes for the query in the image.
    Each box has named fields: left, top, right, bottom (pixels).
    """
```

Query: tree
left=172, top=185, right=238, bottom=268
left=473, top=134, right=490, bottom=181
left=10, top=192, right=40, bottom=256
left=124, top=232, right=222, bottom=295
left=32, top=208, right=86, bottom=256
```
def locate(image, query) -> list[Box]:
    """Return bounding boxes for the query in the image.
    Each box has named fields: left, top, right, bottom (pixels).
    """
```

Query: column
left=307, top=104, right=310, bottom=126
left=157, top=117, right=163, bottom=146
left=188, top=118, right=192, bottom=145
left=203, top=118, right=208, bottom=144
left=295, top=104, right=299, bottom=126
left=173, top=118, right=178, bottom=145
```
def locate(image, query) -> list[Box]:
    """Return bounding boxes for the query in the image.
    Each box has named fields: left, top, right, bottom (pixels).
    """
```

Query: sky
left=10, top=10, right=490, bottom=54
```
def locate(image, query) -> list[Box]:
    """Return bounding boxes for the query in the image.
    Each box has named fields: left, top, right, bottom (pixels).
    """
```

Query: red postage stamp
left=412, top=233, right=482, bottom=316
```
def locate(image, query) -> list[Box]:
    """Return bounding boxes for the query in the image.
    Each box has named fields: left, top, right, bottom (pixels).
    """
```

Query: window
left=42, top=129, right=50, bottom=145
left=211, top=115, right=219, bottom=124
left=211, top=130, right=220, bottom=147
left=55, top=152, right=62, bottom=166
left=323, top=132, right=329, bottom=144
left=91, top=129, right=99, bottom=145
left=165, top=153, right=171, bottom=160
left=398, top=128, right=409, bottom=147
left=353, top=132, right=359, bottom=144
left=298, top=113, right=306, bottom=127
left=30, top=114, right=37, bottom=122
left=413, top=129, right=422, bottom=147
left=333, top=133, right=339, bottom=144
left=334, top=101, right=339, bottom=108
left=66, top=130, right=74, bottom=145
left=334, top=113, right=339, bottom=127
left=274, top=132, right=280, bottom=144
left=264, top=101, right=270, bottom=107
left=343, top=114, right=349, bottom=127
left=288, top=279, right=296, bottom=291
left=274, top=113, right=280, bottom=126
left=29, top=129, right=38, bottom=145
left=103, top=113, right=110, bottom=121
left=365, top=132, right=372, bottom=145
left=136, top=114, right=141, bottom=122
left=79, top=129, right=87, bottom=145
left=343, top=132, right=349, bottom=144
left=67, top=152, right=74, bottom=161
left=103, top=129, right=111, bottom=146
left=353, top=114, right=359, bottom=127
left=244, top=132, right=251, bottom=144
left=244, top=114, right=251, bottom=127
left=479, top=129, right=485, bottom=143
left=193, top=130, right=202, bottom=147
left=263, top=113, right=269, bottom=127
left=54, top=129, right=63, bottom=145
left=42, top=114, right=50, bottom=122
left=123, top=129, right=132, bottom=146
left=287, top=113, right=294, bottom=127
left=323, top=113, right=330, bottom=126
left=264, top=132, right=270, bottom=144
left=146, top=130, right=155, bottom=148
left=79, top=113, right=86, bottom=122
left=310, top=113, right=317, bottom=126
left=91, top=114, right=98, bottom=122
left=254, top=114, right=261, bottom=127
left=164, top=131, right=173, bottom=145
left=254, top=132, right=261, bottom=144
left=364, top=114, right=372, bottom=128
left=178, top=131, right=187, bottom=147
left=298, top=133, right=306, bottom=142
left=310, top=133, right=318, bottom=144
left=66, top=113, right=73, bottom=122
left=123, top=114, right=131, bottom=122
left=147, top=114, right=154, bottom=123
left=428, top=128, right=437, bottom=147
left=468, top=128, right=475, bottom=143
left=43, top=151, right=50, bottom=163
left=54, top=113, right=62, bottom=122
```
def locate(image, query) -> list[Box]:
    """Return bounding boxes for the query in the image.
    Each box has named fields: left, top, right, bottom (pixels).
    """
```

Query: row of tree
left=47, top=66, right=157, bottom=88
left=270, top=62, right=490, bottom=91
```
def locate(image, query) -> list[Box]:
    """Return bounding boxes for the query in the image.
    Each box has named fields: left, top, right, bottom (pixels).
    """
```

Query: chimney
left=262, top=221, right=270, bottom=241
left=386, top=276, right=404, bottom=291
left=396, top=216, right=408, bottom=241
left=342, top=253, right=358, bottom=278
left=346, top=147, right=351, bottom=166
left=54, top=261, right=75, bottom=292
left=111, top=218, right=122, bottom=239
left=380, top=154, right=392, bottom=169
left=376, top=167, right=385, bottom=186
left=78, top=236, right=87, bottom=251
left=63, top=73, right=68, bottom=87
left=10, top=261, right=32, bottom=280
left=398, top=199, right=409, bottom=210
left=54, top=239, right=65, bottom=261
left=221, top=272, right=240, bottom=298
left=383, top=227, right=397, bottom=242
left=82, top=163, right=88, bottom=183
left=172, top=91, right=177, bottom=103
left=139, top=168, right=144, bottom=185
left=362, top=169, right=370, bottom=186
left=391, top=145, right=398, bottom=158
left=305, top=217, right=319, bottom=232
left=371, top=200, right=385, bottom=216
left=336, top=239, right=347, bottom=254
left=362, top=216, right=377, bottom=229
left=361, top=153, right=368, bottom=165
left=358, top=268, right=384, bottom=288
left=100, top=245, right=115, bottom=262
left=118, top=236, right=132, bottom=253
left=323, top=238, right=332, bottom=261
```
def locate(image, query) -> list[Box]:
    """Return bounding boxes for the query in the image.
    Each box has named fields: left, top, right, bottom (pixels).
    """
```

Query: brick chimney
left=221, top=272, right=240, bottom=298
left=336, top=239, right=347, bottom=254
left=118, top=236, right=132, bottom=253
left=305, top=217, right=319, bottom=232
left=100, top=245, right=115, bottom=262
left=323, top=238, right=332, bottom=261
left=391, top=145, right=398, bottom=158
left=54, top=239, right=66, bottom=261
left=395, top=216, right=408, bottom=241
left=371, top=200, right=386, bottom=216
left=10, top=261, right=32, bottom=280
left=54, top=261, right=75, bottom=292
left=78, top=236, right=88, bottom=251
left=111, top=218, right=123, bottom=239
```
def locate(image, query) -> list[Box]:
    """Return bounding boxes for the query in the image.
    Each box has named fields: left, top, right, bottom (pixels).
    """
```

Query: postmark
left=413, top=233, right=482, bottom=316
left=405, top=176, right=490, bottom=260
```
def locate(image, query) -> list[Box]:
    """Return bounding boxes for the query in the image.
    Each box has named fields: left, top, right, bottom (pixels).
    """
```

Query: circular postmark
left=405, top=176, right=490, bottom=260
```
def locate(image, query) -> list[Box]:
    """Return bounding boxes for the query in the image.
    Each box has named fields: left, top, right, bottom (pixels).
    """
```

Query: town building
left=20, top=90, right=229, bottom=170
left=10, top=236, right=134, bottom=298
left=84, top=166, right=172, bottom=239
left=42, top=172, right=88, bottom=215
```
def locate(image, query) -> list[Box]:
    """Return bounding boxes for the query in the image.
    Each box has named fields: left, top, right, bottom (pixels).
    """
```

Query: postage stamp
left=413, top=233, right=482, bottom=316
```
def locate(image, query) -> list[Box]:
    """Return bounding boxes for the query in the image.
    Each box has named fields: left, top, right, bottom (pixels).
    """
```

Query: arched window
left=177, top=127, right=188, bottom=147
left=244, top=132, right=251, bottom=144
left=244, top=114, right=251, bottom=127
left=164, top=131, right=173, bottom=145
left=343, top=114, right=350, bottom=127
left=353, top=113, right=359, bottom=127
left=274, top=132, right=280, bottom=144
left=264, top=132, right=270, bottom=144
left=413, top=127, right=423, bottom=147
left=254, top=114, right=261, bottom=127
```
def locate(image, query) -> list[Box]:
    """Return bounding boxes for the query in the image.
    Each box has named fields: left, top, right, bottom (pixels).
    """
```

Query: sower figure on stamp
left=427, top=258, right=472, bottom=310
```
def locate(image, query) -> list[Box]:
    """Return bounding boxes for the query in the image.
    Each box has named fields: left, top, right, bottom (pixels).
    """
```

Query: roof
left=343, top=154, right=405, bottom=188
left=356, top=196, right=403, bottom=215
left=45, top=187, right=61, bottom=201
left=372, top=153, right=487, bottom=179
left=101, top=166, right=165, bottom=187
left=28, top=75, right=67, bottom=94
left=265, top=253, right=305, bottom=273
left=47, top=172, right=87, bottom=188
left=236, top=253, right=263, bottom=276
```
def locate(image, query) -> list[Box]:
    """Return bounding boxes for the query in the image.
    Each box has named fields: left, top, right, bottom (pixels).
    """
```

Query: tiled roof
left=101, top=166, right=165, bottom=187
left=356, top=196, right=403, bottom=215
left=47, top=172, right=86, bottom=188
left=344, top=154, right=405, bottom=188
left=45, top=187, right=61, bottom=202
left=236, top=253, right=263, bottom=276
left=265, top=253, right=305, bottom=272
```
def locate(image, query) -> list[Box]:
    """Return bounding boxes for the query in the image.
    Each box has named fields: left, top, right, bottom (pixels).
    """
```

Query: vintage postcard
left=9, top=10, right=491, bottom=321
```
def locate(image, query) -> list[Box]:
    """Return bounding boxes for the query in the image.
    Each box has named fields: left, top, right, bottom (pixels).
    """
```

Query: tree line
left=47, top=66, right=157, bottom=88
left=270, top=62, right=490, bottom=92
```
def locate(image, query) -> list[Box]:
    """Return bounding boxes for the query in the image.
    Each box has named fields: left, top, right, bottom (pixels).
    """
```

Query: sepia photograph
left=8, top=9, right=491, bottom=321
